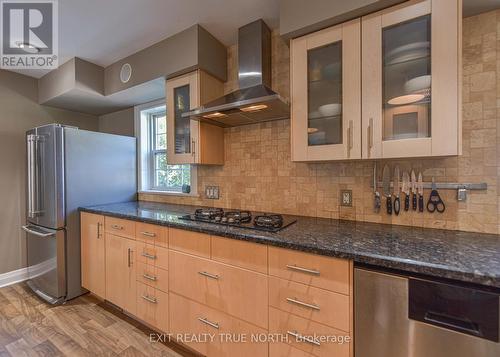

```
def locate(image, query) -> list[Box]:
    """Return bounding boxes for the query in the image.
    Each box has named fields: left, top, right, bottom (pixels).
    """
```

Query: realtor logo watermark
left=1, top=0, right=58, bottom=69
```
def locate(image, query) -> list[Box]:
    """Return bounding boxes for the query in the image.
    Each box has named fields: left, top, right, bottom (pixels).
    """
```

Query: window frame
left=134, top=99, right=197, bottom=196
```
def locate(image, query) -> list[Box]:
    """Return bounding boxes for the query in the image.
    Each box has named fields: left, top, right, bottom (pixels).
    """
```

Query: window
left=135, top=100, right=195, bottom=194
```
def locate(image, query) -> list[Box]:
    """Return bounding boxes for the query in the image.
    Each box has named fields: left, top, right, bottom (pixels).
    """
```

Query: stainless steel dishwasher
left=355, top=267, right=500, bottom=357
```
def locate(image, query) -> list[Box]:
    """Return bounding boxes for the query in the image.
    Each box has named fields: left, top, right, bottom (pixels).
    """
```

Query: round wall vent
left=120, top=63, right=132, bottom=83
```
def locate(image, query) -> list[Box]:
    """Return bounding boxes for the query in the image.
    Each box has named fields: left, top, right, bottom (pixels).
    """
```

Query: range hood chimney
left=183, top=19, right=290, bottom=127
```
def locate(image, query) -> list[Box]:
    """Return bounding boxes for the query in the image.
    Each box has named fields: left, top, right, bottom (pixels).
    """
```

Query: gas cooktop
left=178, top=208, right=297, bottom=233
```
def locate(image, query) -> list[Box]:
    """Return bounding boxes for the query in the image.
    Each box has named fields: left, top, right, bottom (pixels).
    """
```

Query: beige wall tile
left=140, top=11, right=500, bottom=234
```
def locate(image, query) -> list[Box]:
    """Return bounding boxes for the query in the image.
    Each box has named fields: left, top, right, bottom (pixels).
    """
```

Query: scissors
left=426, top=177, right=445, bottom=213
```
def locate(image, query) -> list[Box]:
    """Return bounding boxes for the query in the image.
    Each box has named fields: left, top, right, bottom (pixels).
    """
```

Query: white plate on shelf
left=385, top=41, right=430, bottom=65
left=318, top=103, right=341, bottom=117
left=308, top=111, right=322, bottom=119
left=404, top=75, right=431, bottom=94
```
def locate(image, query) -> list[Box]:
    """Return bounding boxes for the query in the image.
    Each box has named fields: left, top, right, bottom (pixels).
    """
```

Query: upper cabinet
left=291, top=19, right=362, bottom=161
left=166, top=70, right=225, bottom=165
left=362, top=0, right=461, bottom=159
left=290, top=0, right=461, bottom=161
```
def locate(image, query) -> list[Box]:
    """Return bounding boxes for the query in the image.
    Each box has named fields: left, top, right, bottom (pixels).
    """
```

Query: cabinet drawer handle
left=127, top=248, right=132, bottom=267
left=198, top=271, right=219, bottom=280
left=286, top=297, right=320, bottom=311
left=111, top=224, right=124, bottom=230
left=142, top=295, right=157, bottom=304
left=368, top=117, right=374, bottom=157
left=97, top=222, right=103, bottom=239
left=141, top=252, right=157, bottom=260
left=286, top=264, right=320, bottom=276
left=287, top=330, right=321, bottom=346
left=140, top=231, right=156, bottom=238
left=143, top=273, right=157, bottom=281
left=198, top=317, right=219, bottom=329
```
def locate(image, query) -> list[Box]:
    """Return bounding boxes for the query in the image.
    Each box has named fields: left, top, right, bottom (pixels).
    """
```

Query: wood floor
left=0, top=283, right=197, bottom=357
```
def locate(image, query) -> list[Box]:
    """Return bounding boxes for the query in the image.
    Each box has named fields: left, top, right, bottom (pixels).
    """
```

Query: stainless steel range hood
left=182, top=20, right=290, bottom=127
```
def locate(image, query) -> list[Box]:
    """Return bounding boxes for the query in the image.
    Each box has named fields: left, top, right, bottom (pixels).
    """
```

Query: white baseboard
left=0, top=267, right=28, bottom=288
left=0, top=258, right=57, bottom=288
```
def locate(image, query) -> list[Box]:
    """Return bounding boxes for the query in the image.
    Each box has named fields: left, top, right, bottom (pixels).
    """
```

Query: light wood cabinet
left=362, top=0, right=461, bottom=158
left=82, top=214, right=354, bottom=355
left=290, top=0, right=461, bottom=161
left=169, top=250, right=269, bottom=329
left=291, top=19, right=361, bottom=161
left=268, top=276, right=350, bottom=332
left=136, top=282, right=169, bottom=333
left=80, top=212, right=105, bottom=298
left=170, top=293, right=268, bottom=357
left=166, top=70, right=225, bottom=165
left=268, top=246, right=350, bottom=295
left=105, top=233, right=136, bottom=315
left=136, top=222, right=168, bottom=247
left=104, top=216, right=136, bottom=239
left=269, top=307, right=351, bottom=357
left=169, top=227, right=211, bottom=258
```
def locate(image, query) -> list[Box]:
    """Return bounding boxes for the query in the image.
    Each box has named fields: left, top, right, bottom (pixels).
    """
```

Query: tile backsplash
left=140, top=10, right=500, bottom=234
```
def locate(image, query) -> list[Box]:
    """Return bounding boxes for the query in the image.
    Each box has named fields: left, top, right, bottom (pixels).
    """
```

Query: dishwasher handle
left=409, top=278, right=499, bottom=342
left=424, top=311, right=481, bottom=336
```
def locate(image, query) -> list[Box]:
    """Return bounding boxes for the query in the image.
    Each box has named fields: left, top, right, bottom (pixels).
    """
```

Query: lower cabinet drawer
left=269, top=276, right=350, bottom=332
left=169, top=251, right=268, bottom=329
left=136, top=242, right=168, bottom=271
left=169, top=293, right=268, bottom=357
left=104, top=217, right=136, bottom=239
left=136, top=262, right=168, bottom=293
left=136, top=282, right=168, bottom=333
left=269, top=308, right=351, bottom=357
left=270, top=342, right=315, bottom=357
left=268, top=247, right=350, bottom=295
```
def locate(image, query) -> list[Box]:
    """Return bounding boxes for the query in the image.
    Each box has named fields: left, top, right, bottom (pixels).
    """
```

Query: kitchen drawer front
left=269, top=308, right=351, bottom=357
left=269, top=276, right=350, bottom=332
left=136, top=262, right=168, bottom=293
left=169, top=251, right=268, bottom=329
left=270, top=342, right=314, bottom=357
left=169, top=293, right=268, bottom=357
left=105, top=217, right=136, bottom=239
left=211, top=236, right=268, bottom=274
left=268, top=247, right=350, bottom=294
left=136, top=242, right=168, bottom=270
left=136, top=222, right=168, bottom=247
left=169, top=228, right=210, bottom=258
left=136, top=282, right=168, bottom=333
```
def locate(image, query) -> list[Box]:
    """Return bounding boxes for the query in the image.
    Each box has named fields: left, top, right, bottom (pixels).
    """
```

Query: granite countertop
left=80, top=201, right=500, bottom=289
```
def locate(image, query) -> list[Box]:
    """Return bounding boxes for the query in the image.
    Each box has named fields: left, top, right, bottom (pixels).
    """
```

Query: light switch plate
left=341, top=190, right=353, bottom=207
left=205, top=186, right=220, bottom=199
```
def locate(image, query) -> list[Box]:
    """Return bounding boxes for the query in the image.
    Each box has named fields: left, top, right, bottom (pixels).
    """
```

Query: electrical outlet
left=205, top=186, right=220, bottom=199
left=341, top=190, right=353, bottom=207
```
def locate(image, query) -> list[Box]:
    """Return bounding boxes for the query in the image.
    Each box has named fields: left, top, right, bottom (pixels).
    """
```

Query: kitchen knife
left=402, top=171, right=410, bottom=211
left=393, top=166, right=400, bottom=215
left=418, top=172, right=424, bottom=212
left=411, top=170, right=417, bottom=210
left=373, top=163, right=381, bottom=213
left=382, top=165, right=392, bottom=215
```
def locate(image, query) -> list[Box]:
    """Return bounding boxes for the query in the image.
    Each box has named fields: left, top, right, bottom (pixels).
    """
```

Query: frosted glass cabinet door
left=362, top=0, right=461, bottom=159
left=166, top=72, right=199, bottom=165
left=291, top=19, right=361, bottom=161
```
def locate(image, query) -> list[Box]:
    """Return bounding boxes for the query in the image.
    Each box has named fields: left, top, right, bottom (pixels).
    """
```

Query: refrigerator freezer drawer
left=24, top=225, right=66, bottom=303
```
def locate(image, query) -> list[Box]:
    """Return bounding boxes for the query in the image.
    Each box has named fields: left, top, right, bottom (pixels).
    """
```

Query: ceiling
left=9, top=0, right=498, bottom=80
left=16, top=0, right=280, bottom=78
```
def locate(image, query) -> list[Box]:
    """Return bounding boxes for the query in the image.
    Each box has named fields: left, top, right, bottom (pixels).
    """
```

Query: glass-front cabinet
left=166, top=71, right=225, bottom=165
left=362, top=0, right=461, bottom=158
left=291, top=19, right=361, bottom=161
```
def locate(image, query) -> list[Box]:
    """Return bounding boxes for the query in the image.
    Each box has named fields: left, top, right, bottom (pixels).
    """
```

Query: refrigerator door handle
left=22, top=225, right=56, bottom=238
left=27, top=135, right=35, bottom=218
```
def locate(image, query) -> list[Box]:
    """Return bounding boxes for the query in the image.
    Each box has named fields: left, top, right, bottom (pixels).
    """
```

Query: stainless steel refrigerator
left=22, top=124, right=136, bottom=303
